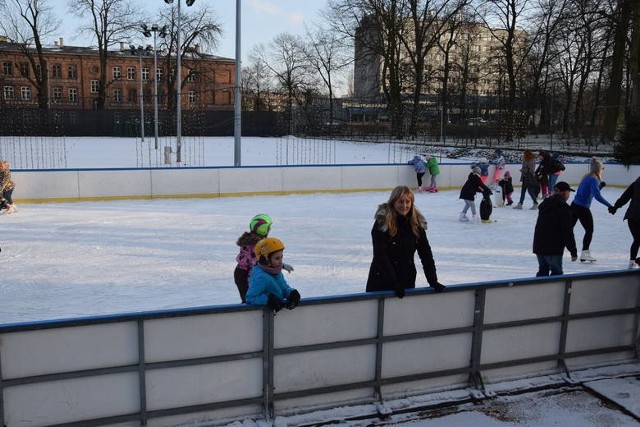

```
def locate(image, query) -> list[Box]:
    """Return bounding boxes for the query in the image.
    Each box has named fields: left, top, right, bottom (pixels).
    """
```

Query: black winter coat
left=459, top=173, right=491, bottom=201
left=532, top=194, right=577, bottom=257
left=366, top=205, right=438, bottom=294
left=613, top=177, right=640, bottom=221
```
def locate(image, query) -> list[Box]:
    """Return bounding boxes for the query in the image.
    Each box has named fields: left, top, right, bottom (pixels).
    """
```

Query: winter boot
left=530, top=203, right=539, bottom=210
left=459, top=212, right=469, bottom=222
left=580, top=250, right=596, bottom=263
left=628, top=260, right=636, bottom=269
left=513, top=203, right=523, bottom=210
left=471, top=214, right=480, bottom=223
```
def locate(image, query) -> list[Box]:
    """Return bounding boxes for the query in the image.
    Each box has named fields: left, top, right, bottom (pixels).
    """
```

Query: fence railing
left=1, top=270, right=638, bottom=427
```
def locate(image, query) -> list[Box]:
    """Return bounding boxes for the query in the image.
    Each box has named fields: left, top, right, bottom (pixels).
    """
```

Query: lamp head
left=186, top=0, right=195, bottom=5
left=163, top=0, right=173, bottom=4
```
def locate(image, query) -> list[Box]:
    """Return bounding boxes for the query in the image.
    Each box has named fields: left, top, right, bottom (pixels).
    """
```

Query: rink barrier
left=11, top=162, right=640, bottom=203
left=0, top=270, right=639, bottom=426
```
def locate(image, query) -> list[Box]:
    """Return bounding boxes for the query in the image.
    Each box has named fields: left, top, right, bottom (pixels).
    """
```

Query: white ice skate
left=580, top=250, right=596, bottom=263
left=459, top=212, right=469, bottom=222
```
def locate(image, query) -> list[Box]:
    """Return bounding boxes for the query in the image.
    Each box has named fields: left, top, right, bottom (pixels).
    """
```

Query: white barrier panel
left=12, top=163, right=640, bottom=203
left=0, top=272, right=638, bottom=426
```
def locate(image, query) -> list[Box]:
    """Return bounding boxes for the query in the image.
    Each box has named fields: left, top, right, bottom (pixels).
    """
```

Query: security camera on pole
left=163, top=0, right=195, bottom=163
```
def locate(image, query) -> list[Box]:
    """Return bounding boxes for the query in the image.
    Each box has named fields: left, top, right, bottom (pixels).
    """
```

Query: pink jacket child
left=234, top=214, right=293, bottom=303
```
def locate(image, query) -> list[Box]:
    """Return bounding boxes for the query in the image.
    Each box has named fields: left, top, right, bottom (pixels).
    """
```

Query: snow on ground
left=1, top=136, right=638, bottom=426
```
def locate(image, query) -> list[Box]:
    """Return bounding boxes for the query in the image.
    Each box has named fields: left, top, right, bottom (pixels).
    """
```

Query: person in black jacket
left=366, top=186, right=445, bottom=298
left=532, top=181, right=578, bottom=276
left=459, top=166, right=492, bottom=222
left=609, top=176, right=640, bottom=268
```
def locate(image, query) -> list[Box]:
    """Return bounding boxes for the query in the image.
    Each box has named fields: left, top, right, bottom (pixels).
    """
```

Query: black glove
left=286, top=289, right=301, bottom=309
left=430, top=282, right=446, bottom=293
left=394, top=287, right=405, bottom=299
left=600, top=181, right=606, bottom=189
left=608, top=206, right=617, bottom=215
left=267, top=293, right=284, bottom=312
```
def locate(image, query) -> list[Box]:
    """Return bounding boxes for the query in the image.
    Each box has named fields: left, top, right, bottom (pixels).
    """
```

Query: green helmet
left=250, top=214, right=273, bottom=237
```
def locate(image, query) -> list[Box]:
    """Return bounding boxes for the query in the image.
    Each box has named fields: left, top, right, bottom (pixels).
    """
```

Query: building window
left=128, top=88, right=136, bottom=103
left=113, top=89, right=121, bottom=103
left=18, top=62, right=29, bottom=77
left=127, top=67, right=136, bottom=80
left=142, top=67, right=150, bottom=81
left=3, top=86, right=15, bottom=100
left=156, top=68, right=163, bottom=82
left=3, top=61, right=12, bottom=76
left=21, top=86, right=31, bottom=101
left=90, top=80, right=100, bottom=93
left=113, top=66, right=122, bottom=80
left=68, top=65, right=77, bottom=79
left=52, top=87, right=62, bottom=101
left=52, top=64, right=62, bottom=78
left=187, top=71, right=196, bottom=82
left=68, top=87, right=78, bottom=102
left=188, top=91, right=196, bottom=104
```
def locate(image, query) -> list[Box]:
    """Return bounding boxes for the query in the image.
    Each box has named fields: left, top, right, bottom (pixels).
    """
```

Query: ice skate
left=5, top=204, right=17, bottom=214
left=628, top=260, right=636, bottom=269
left=481, top=219, right=495, bottom=223
left=506, top=200, right=513, bottom=206
left=530, top=203, right=538, bottom=210
left=459, top=212, right=469, bottom=222
left=471, top=214, right=480, bottom=223
left=580, top=250, right=596, bottom=263
left=513, top=203, right=523, bottom=210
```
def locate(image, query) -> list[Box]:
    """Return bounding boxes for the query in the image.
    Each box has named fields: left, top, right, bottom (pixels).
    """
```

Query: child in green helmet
left=234, top=214, right=293, bottom=303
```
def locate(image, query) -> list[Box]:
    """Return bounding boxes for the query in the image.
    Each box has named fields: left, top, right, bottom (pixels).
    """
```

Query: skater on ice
left=424, top=154, right=440, bottom=192
left=246, top=237, right=300, bottom=312
left=490, top=148, right=506, bottom=186
left=0, top=160, right=16, bottom=214
left=366, top=186, right=445, bottom=298
left=407, top=155, right=427, bottom=193
left=532, top=181, right=578, bottom=276
left=570, top=157, right=613, bottom=263
left=459, top=165, right=492, bottom=222
left=514, top=149, right=539, bottom=210
left=608, top=175, right=640, bottom=268
left=234, top=214, right=292, bottom=303
left=498, top=170, right=514, bottom=206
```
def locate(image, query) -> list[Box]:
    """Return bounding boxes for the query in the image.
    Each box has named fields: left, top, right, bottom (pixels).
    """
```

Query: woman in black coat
left=609, top=176, right=640, bottom=268
left=366, top=186, right=445, bottom=298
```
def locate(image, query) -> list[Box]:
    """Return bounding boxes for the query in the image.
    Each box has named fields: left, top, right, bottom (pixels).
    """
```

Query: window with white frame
left=68, top=87, right=78, bottom=102
left=142, top=67, right=149, bottom=81
left=156, top=68, right=163, bottom=82
left=113, top=66, right=122, bottom=80
left=52, top=87, right=62, bottom=100
left=3, top=86, right=15, bottom=100
left=52, top=64, right=62, bottom=78
left=113, top=89, right=122, bottom=103
left=3, top=62, right=12, bottom=76
left=127, top=67, right=136, bottom=80
left=188, top=91, right=196, bottom=104
left=90, top=80, right=100, bottom=93
left=187, top=71, right=196, bottom=82
left=21, top=86, right=31, bottom=101
left=128, top=88, right=136, bottom=103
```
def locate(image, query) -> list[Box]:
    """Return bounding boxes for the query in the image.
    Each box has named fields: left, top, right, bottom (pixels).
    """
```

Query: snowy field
left=1, top=136, right=639, bottom=426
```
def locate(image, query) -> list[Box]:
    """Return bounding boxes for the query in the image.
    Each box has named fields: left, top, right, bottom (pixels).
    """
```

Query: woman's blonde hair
left=383, top=186, right=424, bottom=237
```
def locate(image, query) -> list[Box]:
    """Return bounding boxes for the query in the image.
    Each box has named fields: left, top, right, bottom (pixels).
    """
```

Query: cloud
left=288, top=11, right=305, bottom=26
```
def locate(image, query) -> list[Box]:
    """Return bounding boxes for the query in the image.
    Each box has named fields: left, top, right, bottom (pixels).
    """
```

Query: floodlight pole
left=233, top=0, right=242, bottom=166
left=153, top=29, right=159, bottom=150
left=176, top=0, right=182, bottom=162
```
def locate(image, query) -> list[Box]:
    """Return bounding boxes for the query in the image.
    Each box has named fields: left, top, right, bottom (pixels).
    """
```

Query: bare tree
left=0, top=0, right=60, bottom=109
left=69, top=0, right=143, bottom=110
left=152, top=4, right=222, bottom=111
left=242, top=53, right=273, bottom=111
left=303, top=22, right=353, bottom=123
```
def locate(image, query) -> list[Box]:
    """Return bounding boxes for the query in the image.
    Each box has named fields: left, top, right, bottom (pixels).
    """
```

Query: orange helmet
left=254, top=237, right=285, bottom=259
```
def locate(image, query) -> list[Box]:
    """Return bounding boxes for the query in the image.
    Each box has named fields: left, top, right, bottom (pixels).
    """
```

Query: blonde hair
left=384, top=186, right=424, bottom=237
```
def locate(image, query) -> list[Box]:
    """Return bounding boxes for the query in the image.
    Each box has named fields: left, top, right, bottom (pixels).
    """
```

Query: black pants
left=233, top=266, right=249, bottom=303
left=416, top=172, right=425, bottom=187
left=628, top=219, right=640, bottom=260
left=571, top=203, right=594, bottom=251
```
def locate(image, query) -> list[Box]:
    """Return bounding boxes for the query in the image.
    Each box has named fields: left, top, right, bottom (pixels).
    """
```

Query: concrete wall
left=12, top=163, right=640, bottom=203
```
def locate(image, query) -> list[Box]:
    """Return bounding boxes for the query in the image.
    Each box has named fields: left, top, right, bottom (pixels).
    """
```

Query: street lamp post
left=164, top=0, right=195, bottom=163
left=130, top=45, right=146, bottom=142
left=142, top=24, right=167, bottom=150
left=233, top=0, right=241, bottom=166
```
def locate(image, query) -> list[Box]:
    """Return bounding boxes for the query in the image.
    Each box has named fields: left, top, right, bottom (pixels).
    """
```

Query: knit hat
left=472, top=166, right=481, bottom=174
left=590, top=157, right=604, bottom=173
left=504, top=170, right=511, bottom=178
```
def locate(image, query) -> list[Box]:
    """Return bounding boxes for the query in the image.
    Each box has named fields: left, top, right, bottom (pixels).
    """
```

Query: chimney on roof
left=59, top=37, right=64, bottom=47
left=120, top=41, right=125, bottom=51
left=194, top=44, right=200, bottom=54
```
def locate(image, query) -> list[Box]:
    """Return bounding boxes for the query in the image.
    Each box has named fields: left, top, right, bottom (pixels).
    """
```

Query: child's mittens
left=283, top=263, right=294, bottom=273
left=286, top=289, right=301, bottom=309
left=267, top=293, right=284, bottom=312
